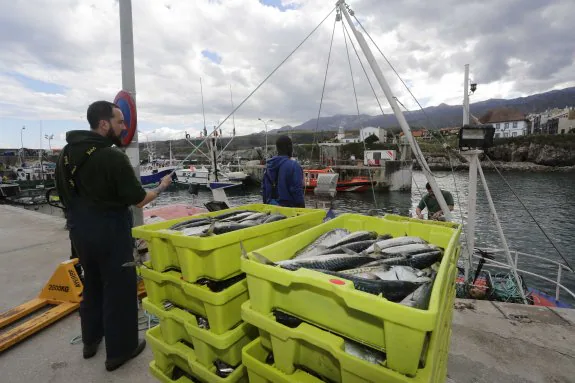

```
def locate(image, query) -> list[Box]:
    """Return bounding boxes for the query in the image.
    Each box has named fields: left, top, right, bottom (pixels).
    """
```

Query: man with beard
left=55, top=101, right=172, bottom=371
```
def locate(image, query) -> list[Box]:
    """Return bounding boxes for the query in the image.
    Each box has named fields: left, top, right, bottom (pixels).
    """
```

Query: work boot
left=83, top=338, right=102, bottom=359
left=105, top=339, right=146, bottom=372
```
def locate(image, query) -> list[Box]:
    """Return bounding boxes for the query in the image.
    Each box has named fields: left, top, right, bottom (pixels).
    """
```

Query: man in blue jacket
left=262, top=135, right=305, bottom=208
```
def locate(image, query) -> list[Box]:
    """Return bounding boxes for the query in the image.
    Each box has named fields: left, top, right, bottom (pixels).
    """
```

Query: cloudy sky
left=1, top=0, right=573, bottom=149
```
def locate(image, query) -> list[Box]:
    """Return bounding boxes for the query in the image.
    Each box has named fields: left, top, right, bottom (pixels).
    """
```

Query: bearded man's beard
left=107, top=129, right=124, bottom=147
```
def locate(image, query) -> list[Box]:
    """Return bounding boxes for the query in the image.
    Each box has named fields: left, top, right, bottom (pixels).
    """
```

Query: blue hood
left=261, top=155, right=305, bottom=208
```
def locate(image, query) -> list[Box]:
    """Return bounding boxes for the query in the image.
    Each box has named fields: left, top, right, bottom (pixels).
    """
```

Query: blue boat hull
left=141, top=169, right=174, bottom=186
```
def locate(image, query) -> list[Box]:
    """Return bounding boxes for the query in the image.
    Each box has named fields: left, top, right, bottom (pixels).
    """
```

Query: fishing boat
left=12, top=162, right=56, bottom=189
left=174, top=164, right=247, bottom=190
left=139, top=141, right=177, bottom=186
left=304, top=168, right=375, bottom=192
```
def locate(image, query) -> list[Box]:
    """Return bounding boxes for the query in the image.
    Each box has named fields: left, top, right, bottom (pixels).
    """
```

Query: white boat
left=174, top=164, right=247, bottom=190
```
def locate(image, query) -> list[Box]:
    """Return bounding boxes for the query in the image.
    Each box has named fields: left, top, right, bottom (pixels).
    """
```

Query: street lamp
left=20, top=126, right=26, bottom=150
left=258, top=118, right=273, bottom=159
left=44, top=134, right=54, bottom=150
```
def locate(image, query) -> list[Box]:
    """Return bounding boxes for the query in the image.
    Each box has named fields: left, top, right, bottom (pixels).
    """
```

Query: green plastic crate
left=141, top=266, right=248, bottom=335
left=147, top=326, right=248, bottom=383
left=242, top=338, right=326, bottom=383
left=132, top=204, right=326, bottom=282
left=241, top=300, right=453, bottom=383
left=241, top=213, right=461, bottom=376
left=142, top=297, right=257, bottom=369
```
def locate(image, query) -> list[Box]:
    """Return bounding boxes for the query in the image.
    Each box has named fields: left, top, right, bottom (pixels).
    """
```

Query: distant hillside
left=276, top=86, right=575, bottom=132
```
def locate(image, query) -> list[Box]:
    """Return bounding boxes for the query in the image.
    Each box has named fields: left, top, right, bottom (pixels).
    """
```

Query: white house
left=360, top=127, right=388, bottom=142
left=336, top=126, right=360, bottom=143
left=480, top=108, right=528, bottom=138
left=335, top=126, right=387, bottom=143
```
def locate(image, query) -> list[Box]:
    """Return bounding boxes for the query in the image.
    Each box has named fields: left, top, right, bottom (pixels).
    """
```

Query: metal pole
left=119, top=0, right=143, bottom=226
left=556, top=265, right=562, bottom=302
left=463, top=64, right=470, bottom=125
left=39, top=121, right=44, bottom=181
left=477, top=161, right=527, bottom=303
left=338, top=1, right=452, bottom=220
left=461, top=151, right=480, bottom=283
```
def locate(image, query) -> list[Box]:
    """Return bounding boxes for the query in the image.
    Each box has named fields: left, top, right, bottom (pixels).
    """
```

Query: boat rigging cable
left=335, top=24, right=413, bottom=207
left=485, top=154, right=574, bottom=272
left=351, top=15, right=467, bottom=229
left=340, top=16, right=377, bottom=208
left=309, top=15, right=338, bottom=164
left=184, top=77, right=213, bottom=162
left=168, top=6, right=337, bottom=175
left=338, top=1, right=452, bottom=220
left=216, top=85, right=237, bottom=161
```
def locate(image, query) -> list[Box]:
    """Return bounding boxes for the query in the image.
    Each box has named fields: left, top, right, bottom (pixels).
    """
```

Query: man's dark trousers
left=68, top=204, right=138, bottom=360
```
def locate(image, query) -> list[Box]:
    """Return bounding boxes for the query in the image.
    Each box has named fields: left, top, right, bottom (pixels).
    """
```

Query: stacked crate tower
left=133, top=204, right=327, bottom=383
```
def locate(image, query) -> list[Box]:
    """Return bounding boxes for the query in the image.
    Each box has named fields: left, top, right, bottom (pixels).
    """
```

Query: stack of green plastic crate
left=240, top=213, right=462, bottom=383
left=132, top=204, right=327, bottom=383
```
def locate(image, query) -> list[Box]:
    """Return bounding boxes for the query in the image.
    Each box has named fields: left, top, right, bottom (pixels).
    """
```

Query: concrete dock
left=1, top=204, right=574, bottom=383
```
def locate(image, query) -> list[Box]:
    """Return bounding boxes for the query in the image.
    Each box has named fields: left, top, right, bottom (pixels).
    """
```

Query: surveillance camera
left=470, top=83, right=477, bottom=92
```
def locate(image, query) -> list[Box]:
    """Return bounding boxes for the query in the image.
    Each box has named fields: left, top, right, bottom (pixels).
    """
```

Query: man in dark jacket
left=55, top=101, right=172, bottom=371
left=261, top=135, right=305, bottom=208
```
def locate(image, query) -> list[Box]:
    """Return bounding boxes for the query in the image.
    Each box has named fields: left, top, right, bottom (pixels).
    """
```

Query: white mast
left=461, top=64, right=477, bottom=284
left=119, top=0, right=142, bottom=226
left=463, top=64, right=470, bottom=126
left=338, top=1, right=452, bottom=220
left=459, top=64, right=527, bottom=303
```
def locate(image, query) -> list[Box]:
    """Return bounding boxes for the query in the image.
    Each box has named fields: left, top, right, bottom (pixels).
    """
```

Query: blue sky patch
left=260, top=0, right=299, bottom=12
left=201, top=50, right=222, bottom=64
left=7, top=72, right=67, bottom=94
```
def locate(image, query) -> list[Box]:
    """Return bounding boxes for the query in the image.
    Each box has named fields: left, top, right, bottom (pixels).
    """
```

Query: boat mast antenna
left=337, top=0, right=452, bottom=220
left=459, top=64, right=527, bottom=303
left=200, top=77, right=207, bottom=135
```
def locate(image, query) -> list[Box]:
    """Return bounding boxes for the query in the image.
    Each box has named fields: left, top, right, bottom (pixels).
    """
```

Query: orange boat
left=304, top=168, right=376, bottom=193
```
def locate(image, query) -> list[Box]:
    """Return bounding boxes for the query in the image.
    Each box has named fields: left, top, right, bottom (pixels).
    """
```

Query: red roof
left=479, top=108, right=526, bottom=124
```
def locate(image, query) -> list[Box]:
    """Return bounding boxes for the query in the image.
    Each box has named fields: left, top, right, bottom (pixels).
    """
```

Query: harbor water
left=25, top=169, right=575, bottom=304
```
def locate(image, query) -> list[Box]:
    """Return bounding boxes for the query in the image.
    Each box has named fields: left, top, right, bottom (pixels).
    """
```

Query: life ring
left=113, top=90, right=138, bottom=146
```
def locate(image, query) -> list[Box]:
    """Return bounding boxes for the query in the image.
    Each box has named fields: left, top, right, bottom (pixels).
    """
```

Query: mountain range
left=275, top=86, right=575, bottom=133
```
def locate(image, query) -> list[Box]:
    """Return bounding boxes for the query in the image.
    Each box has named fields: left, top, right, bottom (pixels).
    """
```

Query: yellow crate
left=132, top=204, right=326, bottom=281
left=242, top=338, right=326, bottom=383
left=241, top=213, right=461, bottom=376
left=142, top=297, right=257, bottom=369
left=241, top=300, right=453, bottom=383
left=141, top=266, right=248, bottom=335
left=147, top=326, right=248, bottom=383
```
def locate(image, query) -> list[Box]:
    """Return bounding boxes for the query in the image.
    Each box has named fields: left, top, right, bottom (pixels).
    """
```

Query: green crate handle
left=147, top=326, right=247, bottom=382
left=150, top=361, right=196, bottom=383
left=242, top=302, right=347, bottom=351
left=142, top=298, right=250, bottom=349
left=140, top=267, right=248, bottom=306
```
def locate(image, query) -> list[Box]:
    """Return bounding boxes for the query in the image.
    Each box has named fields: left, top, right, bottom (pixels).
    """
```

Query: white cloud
left=0, top=0, right=574, bottom=144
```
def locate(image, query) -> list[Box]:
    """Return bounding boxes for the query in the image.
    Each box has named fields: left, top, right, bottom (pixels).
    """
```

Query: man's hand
left=160, top=174, right=173, bottom=188
left=432, top=210, right=443, bottom=219
left=416, top=213, right=424, bottom=219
